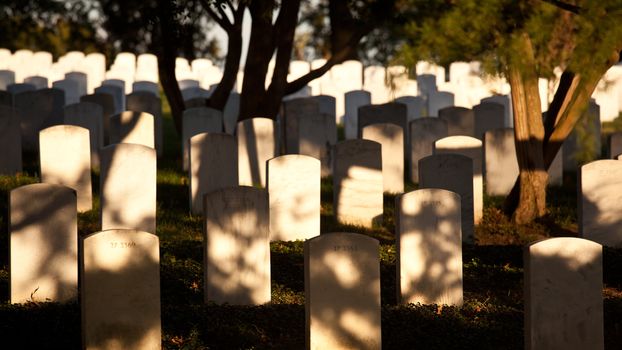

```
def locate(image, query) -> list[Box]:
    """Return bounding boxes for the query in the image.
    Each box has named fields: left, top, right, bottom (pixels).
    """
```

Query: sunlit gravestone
left=484, top=128, right=519, bottom=196
left=397, top=189, right=462, bottom=305
left=109, top=111, right=155, bottom=149
left=189, top=132, right=238, bottom=214
left=579, top=159, right=622, bottom=247
left=434, top=135, right=483, bottom=224
left=81, top=229, right=161, bottom=350
left=204, top=186, right=270, bottom=305
left=267, top=155, right=320, bottom=241
left=63, top=102, right=104, bottom=169
left=10, top=183, right=77, bottom=303
left=100, top=143, right=156, bottom=234
left=525, top=237, right=603, bottom=350
left=332, top=139, right=383, bottom=228
left=305, top=232, right=381, bottom=350
left=237, top=117, right=276, bottom=187
left=362, top=123, right=404, bottom=193
left=40, top=125, right=93, bottom=212
left=419, top=154, right=474, bottom=242
left=182, top=107, right=223, bottom=171
left=0, top=105, right=22, bottom=175
left=409, top=117, right=448, bottom=183
left=126, top=91, right=163, bottom=156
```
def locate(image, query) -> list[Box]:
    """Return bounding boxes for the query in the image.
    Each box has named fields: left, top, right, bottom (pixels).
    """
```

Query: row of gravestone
left=8, top=181, right=604, bottom=349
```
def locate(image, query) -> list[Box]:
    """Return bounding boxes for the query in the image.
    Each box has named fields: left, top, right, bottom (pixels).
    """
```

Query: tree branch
left=199, top=0, right=231, bottom=30
left=541, top=0, right=582, bottom=14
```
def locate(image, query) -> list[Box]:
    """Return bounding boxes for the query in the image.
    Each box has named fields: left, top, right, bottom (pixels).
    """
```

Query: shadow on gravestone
left=305, top=232, right=381, bottom=350
left=63, top=102, right=104, bottom=170
left=182, top=107, right=223, bottom=171
left=0, top=105, right=22, bottom=175
left=14, top=88, right=65, bottom=151
left=81, top=229, right=161, bottom=350
left=439, top=106, right=474, bottom=137
left=10, top=183, right=77, bottom=303
left=126, top=91, right=163, bottom=156
left=109, top=111, right=155, bottom=149
left=203, top=186, right=270, bottom=305
left=81, top=93, right=115, bottom=143
left=237, top=117, right=276, bottom=187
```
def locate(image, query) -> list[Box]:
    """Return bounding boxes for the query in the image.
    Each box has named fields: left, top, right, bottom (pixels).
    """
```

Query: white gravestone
left=427, top=90, right=454, bottom=117
left=419, top=154, right=474, bottom=242
left=65, top=72, right=88, bottom=98
left=53, top=79, right=80, bottom=105
left=481, top=95, right=512, bottom=128
left=395, top=95, right=425, bottom=120
left=362, top=123, right=404, bottom=193
left=439, top=106, right=475, bottom=137
left=126, top=91, right=163, bottom=156
left=267, top=155, right=321, bottom=241
left=109, top=111, right=155, bottom=149
left=10, top=183, right=77, bottom=303
left=182, top=107, right=223, bottom=171
left=474, top=102, right=505, bottom=140
left=579, top=160, right=622, bottom=247
left=204, top=186, right=270, bottom=305
left=64, top=102, right=104, bottom=169
left=525, top=237, right=603, bottom=350
left=434, top=136, right=483, bottom=225
left=298, top=112, right=335, bottom=177
left=189, top=133, right=238, bottom=214
left=282, top=97, right=320, bottom=154
left=305, top=232, right=381, bottom=350
left=100, top=143, right=156, bottom=234
left=0, top=106, right=22, bottom=175
left=397, top=188, right=462, bottom=305
left=40, top=125, right=93, bottom=212
left=81, top=229, right=161, bottom=350
left=237, top=117, right=276, bottom=187
left=409, top=117, right=448, bottom=183
left=344, top=90, right=371, bottom=139
left=95, top=84, right=125, bottom=114
left=81, top=93, right=116, bottom=143
left=357, top=102, right=408, bottom=138
left=333, top=140, right=383, bottom=228
left=484, top=128, right=519, bottom=196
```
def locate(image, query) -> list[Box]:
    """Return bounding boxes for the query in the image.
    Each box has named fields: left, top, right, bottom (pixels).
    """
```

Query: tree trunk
left=503, top=33, right=547, bottom=224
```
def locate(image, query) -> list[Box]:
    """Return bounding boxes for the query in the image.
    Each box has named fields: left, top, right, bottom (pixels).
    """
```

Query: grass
left=0, top=105, right=621, bottom=349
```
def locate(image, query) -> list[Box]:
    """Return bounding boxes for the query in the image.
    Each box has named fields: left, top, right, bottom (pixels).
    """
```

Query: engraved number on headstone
left=110, top=241, right=137, bottom=248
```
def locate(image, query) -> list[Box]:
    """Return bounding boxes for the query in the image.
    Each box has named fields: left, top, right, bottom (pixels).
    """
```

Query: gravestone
left=439, top=106, right=475, bottom=137
left=525, top=237, right=603, bottom=350
left=0, top=69, right=15, bottom=90
left=53, top=79, right=80, bottom=105
left=297, top=112, right=335, bottom=176
left=0, top=106, right=22, bottom=175
left=562, top=100, right=601, bottom=172
left=416, top=74, right=437, bottom=99
left=344, top=90, right=371, bottom=139
left=434, top=136, right=483, bottom=224
left=178, top=79, right=199, bottom=90
left=427, top=90, right=454, bottom=117
left=0, top=90, right=11, bottom=106
left=357, top=102, right=408, bottom=138
left=419, top=154, right=474, bottom=241
left=100, top=143, right=156, bottom=234
left=267, top=155, right=320, bottom=241
left=182, top=107, right=223, bottom=170
left=64, top=102, right=104, bottom=169
left=14, top=88, right=65, bottom=151
left=609, top=132, right=622, bottom=158
left=189, top=133, right=238, bottom=214
left=474, top=102, right=505, bottom=140
left=305, top=232, right=381, bottom=350
left=24, top=76, right=48, bottom=89
left=333, top=140, right=383, bottom=227
left=362, top=123, right=404, bottom=193
left=395, top=95, right=425, bottom=120
left=579, top=160, right=622, bottom=247
left=109, top=111, right=155, bottom=149
left=95, top=84, right=125, bottom=114
left=7, top=83, right=36, bottom=95
left=397, top=188, right=462, bottom=305
left=81, top=93, right=115, bottom=143
left=132, top=81, right=159, bottom=97
left=237, top=117, right=276, bottom=187
left=223, top=92, right=240, bottom=134
left=484, top=128, right=519, bottom=196
left=282, top=97, right=320, bottom=154
left=10, top=183, right=77, bottom=303
left=181, top=87, right=210, bottom=101
left=81, top=229, right=161, bottom=350
left=481, top=95, right=512, bottom=127
left=204, top=186, right=270, bottom=305
left=40, top=125, right=93, bottom=212
left=409, top=118, right=448, bottom=183
left=311, top=95, right=336, bottom=124
left=65, top=72, right=88, bottom=97
left=126, top=91, right=163, bottom=156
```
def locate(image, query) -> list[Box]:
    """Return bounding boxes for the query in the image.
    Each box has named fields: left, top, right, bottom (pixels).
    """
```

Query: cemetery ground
left=1, top=105, right=622, bottom=349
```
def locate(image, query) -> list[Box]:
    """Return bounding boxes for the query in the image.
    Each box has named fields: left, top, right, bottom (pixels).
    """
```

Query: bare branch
left=541, top=0, right=582, bottom=14
left=199, top=0, right=231, bottom=30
